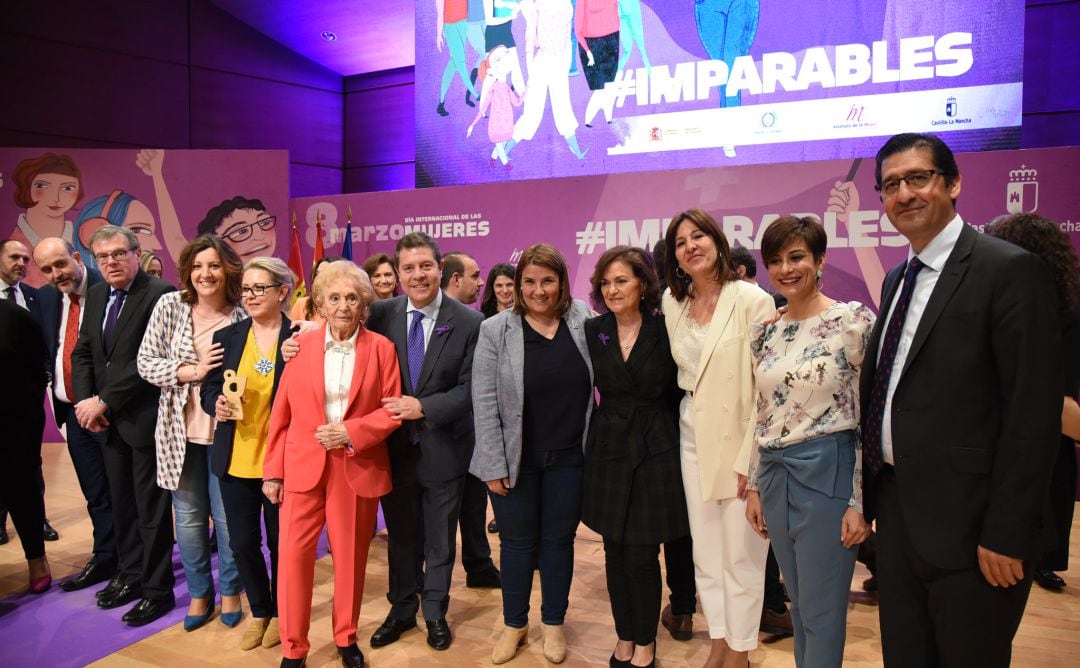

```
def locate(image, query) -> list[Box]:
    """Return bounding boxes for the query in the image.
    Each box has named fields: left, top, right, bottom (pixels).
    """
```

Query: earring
left=675, top=266, right=687, bottom=279
left=816, top=269, right=823, bottom=281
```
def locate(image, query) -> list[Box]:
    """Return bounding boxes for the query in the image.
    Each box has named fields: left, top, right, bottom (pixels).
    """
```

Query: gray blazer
left=469, top=299, right=594, bottom=488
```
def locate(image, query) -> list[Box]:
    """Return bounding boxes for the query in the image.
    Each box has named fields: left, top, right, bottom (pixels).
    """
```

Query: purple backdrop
left=297, top=145, right=1079, bottom=310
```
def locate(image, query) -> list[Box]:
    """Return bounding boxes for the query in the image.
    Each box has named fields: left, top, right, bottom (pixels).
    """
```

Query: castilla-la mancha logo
left=1006, top=165, right=1038, bottom=214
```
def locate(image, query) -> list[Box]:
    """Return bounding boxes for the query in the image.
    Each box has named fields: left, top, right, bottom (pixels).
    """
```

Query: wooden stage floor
left=1, top=443, right=1077, bottom=666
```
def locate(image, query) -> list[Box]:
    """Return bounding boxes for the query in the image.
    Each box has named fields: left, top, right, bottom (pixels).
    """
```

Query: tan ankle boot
left=492, top=624, right=528, bottom=664
left=261, top=617, right=281, bottom=648
left=542, top=623, right=567, bottom=663
left=240, top=617, right=270, bottom=651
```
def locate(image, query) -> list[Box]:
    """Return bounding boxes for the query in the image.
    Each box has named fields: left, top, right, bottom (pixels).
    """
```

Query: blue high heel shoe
left=184, top=593, right=216, bottom=632
left=220, top=596, right=243, bottom=627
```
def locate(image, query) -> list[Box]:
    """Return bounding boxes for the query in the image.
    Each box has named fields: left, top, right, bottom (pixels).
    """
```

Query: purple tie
left=102, top=289, right=127, bottom=351
left=407, top=309, right=426, bottom=444
left=863, top=257, right=924, bottom=477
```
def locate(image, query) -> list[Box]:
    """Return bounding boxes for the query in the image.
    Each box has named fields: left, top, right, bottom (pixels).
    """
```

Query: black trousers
left=64, top=409, right=117, bottom=566
left=877, top=469, right=1033, bottom=668
left=1040, top=438, right=1077, bottom=571
left=458, top=472, right=496, bottom=574
left=382, top=465, right=466, bottom=621
left=0, top=434, right=46, bottom=561
left=605, top=538, right=661, bottom=645
left=219, top=474, right=279, bottom=618
left=662, top=533, right=696, bottom=615
left=102, top=429, right=175, bottom=599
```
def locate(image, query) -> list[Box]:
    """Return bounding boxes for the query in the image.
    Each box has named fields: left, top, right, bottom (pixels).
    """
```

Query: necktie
left=407, top=309, right=426, bottom=392
left=102, top=289, right=127, bottom=352
left=863, top=257, right=925, bottom=476
left=62, top=294, right=81, bottom=400
left=407, top=310, right=426, bottom=445
left=5, top=286, right=15, bottom=302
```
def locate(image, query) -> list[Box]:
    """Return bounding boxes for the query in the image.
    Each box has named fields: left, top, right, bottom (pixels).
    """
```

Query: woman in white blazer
left=470, top=243, right=594, bottom=665
left=661, top=209, right=775, bottom=668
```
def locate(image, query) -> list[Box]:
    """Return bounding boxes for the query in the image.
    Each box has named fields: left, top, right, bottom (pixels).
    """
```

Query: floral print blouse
left=746, top=301, right=875, bottom=509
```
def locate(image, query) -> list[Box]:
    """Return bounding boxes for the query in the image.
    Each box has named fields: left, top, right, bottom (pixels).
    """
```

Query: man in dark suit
left=861, top=133, right=1061, bottom=667
left=0, top=238, right=57, bottom=544
left=33, top=237, right=118, bottom=592
left=71, top=226, right=177, bottom=627
left=441, top=251, right=501, bottom=589
left=367, top=233, right=484, bottom=651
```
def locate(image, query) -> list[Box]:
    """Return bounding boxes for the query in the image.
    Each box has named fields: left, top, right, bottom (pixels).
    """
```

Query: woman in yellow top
left=288, top=256, right=344, bottom=325
left=201, top=257, right=295, bottom=651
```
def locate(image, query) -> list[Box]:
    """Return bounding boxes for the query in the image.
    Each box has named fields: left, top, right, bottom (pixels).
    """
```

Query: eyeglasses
left=221, top=216, right=276, bottom=243
left=93, top=249, right=133, bottom=264
left=325, top=294, right=362, bottom=307
left=875, top=169, right=946, bottom=197
left=241, top=283, right=281, bottom=297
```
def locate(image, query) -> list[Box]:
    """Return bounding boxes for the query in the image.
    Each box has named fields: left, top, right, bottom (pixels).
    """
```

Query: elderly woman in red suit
left=264, top=261, right=402, bottom=668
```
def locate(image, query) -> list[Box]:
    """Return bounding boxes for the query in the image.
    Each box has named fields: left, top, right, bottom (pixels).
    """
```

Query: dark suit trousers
left=876, top=469, right=1033, bottom=668
left=220, top=474, right=279, bottom=618
left=604, top=538, right=661, bottom=645
left=662, top=534, right=696, bottom=615
left=102, top=428, right=175, bottom=598
left=382, top=463, right=466, bottom=621
left=64, top=408, right=117, bottom=566
left=459, top=472, right=496, bottom=574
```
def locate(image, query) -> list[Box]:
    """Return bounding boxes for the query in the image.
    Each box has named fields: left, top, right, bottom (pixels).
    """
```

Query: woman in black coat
left=583, top=246, right=690, bottom=668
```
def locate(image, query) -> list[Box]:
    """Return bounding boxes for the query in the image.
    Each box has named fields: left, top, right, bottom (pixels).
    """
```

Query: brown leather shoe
left=660, top=604, right=692, bottom=641
left=760, top=606, right=794, bottom=636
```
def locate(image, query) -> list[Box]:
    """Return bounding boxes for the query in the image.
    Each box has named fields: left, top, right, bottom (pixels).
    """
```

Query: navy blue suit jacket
left=38, top=268, right=104, bottom=426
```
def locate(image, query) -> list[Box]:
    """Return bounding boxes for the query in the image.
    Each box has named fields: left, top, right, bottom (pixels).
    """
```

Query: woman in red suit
left=263, top=261, right=403, bottom=668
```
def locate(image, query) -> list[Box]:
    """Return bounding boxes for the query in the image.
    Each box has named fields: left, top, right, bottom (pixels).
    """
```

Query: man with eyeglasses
left=860, top=133, right=1061, bottom=667
left=71, top=225, right=178, bottom=627
left=196, top=196, right=278, bottom=263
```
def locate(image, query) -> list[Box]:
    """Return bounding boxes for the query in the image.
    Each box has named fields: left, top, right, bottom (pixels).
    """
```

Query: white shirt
left=323, top=325, right=359, bottom=424
left=0, top=278, right=27, bottom=309
left=879, top=214, right=964, bottom=464
left=54, top=271, right=89, bottom=404
left=405, top=290, right=443, bottom=353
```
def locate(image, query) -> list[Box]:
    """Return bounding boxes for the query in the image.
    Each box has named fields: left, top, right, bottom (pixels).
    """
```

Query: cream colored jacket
left=662, top=281, right=775, bottom=502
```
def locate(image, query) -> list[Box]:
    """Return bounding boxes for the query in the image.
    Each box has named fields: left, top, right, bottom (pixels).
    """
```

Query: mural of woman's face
left=218, top=208, right=277, bottom=262
left=122, top=199, right=162, bottom=251
left=30, top=173, right=80, bottom=218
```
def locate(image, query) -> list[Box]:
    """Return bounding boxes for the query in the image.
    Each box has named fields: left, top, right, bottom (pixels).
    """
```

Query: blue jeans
left=173, top=443, right=241, bottom=598
left=489, top=446, right=584, bottom=628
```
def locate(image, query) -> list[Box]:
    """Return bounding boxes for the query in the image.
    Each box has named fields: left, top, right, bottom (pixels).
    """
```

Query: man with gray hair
left=71, top=226, right=177, bottom=626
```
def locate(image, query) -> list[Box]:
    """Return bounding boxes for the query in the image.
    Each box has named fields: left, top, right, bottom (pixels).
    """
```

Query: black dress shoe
left=466, top=566, right=502, bottom=589
left=43, top=520, right=59, bottom=541
left=122, top=595, right=175, bottom=626
left=98, top=582, right=142, bottom=610
left=61, top=561, right=116, bottom=592
left=96, top=575, right=125, bottom=600
left=280, top=658, right=306, bottom=668
left=1035, top=568, right=1067, bottom=591
left=370, top=615, right=417, bottom=647
left=337, top=643, right=365, bottom=668
left=0, top=524, right=8, bottom=545
left=487, top=519, right=499, bottom=534
left=426, top=618, right=452, bottom=650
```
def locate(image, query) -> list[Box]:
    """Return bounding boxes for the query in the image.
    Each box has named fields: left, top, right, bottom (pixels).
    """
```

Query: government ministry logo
left=946, top=97, right=958, bottom=118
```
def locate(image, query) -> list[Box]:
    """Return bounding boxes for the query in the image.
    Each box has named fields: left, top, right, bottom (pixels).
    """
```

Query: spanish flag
left=287, top=212, right=306, bottom=306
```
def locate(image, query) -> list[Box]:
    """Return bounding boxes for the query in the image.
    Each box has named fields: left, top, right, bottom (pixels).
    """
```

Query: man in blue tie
left=71, top=226, right=176, bottom=626
left=366, top=233, right=484, bottom=651
left=860, top=133, right=1061, bottom=667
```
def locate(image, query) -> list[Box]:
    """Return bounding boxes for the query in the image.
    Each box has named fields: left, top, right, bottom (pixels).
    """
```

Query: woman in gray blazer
left=470, top=244, right=594, bottom=665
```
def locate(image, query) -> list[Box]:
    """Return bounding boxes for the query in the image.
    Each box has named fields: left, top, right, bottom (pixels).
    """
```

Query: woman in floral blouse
left=742, top=215, right=873, bottom=668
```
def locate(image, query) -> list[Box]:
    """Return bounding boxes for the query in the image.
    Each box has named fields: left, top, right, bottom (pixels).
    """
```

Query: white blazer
left=663, top=281, right=775, bottom=502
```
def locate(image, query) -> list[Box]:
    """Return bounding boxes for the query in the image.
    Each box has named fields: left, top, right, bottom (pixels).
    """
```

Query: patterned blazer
left=136, top=291, right=247, bottom=490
